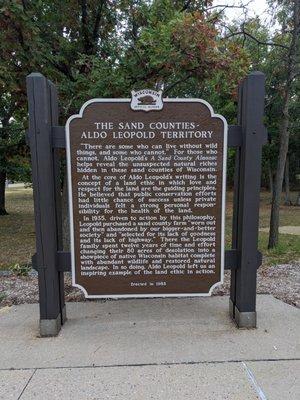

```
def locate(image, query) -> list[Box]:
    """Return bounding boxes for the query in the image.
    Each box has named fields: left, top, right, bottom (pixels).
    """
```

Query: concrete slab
left=246, top=360, right=300, bottom=400
left=20, top=363, right=259, bottom=400
left=0, top=370, right=34, bottom=400
left=0, top=295, right=299, bottom=370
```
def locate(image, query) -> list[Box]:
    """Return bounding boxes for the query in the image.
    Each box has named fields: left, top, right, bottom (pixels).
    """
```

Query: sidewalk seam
left=242, top=362, right=268, bottom=400
left=17, top=368, right=36, bottom=400
left=1, top=357, right=299, bottom=372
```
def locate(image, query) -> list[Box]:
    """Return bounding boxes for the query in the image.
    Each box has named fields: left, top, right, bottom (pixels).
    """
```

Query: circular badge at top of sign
left=131, top=89, right=163, bottom=112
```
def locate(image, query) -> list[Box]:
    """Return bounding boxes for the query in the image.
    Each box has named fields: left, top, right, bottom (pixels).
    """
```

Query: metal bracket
left=262, top=126, right=268, bottom=144
left=228, top=125, right=242, bottom=147
left=52, top=126, right=66, bottom=148
left=56, top=251, right=71, bottom=272
left=31, top=253, right=46, bottom=271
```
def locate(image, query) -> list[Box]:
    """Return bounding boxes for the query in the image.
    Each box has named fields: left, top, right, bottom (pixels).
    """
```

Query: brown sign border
left=66, top=98, right=228, bottom=298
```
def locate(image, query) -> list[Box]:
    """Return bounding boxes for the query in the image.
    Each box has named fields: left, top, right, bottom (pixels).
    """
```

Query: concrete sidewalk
left=0, top=295, right=299, bottom=399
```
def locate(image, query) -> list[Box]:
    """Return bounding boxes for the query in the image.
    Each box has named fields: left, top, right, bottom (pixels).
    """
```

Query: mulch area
left=1, top=261, right=299, bottom=309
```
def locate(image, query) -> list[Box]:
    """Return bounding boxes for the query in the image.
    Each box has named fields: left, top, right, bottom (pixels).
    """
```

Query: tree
left=268, top=0, right=300, bottom=248
left=0, top=0, right=121, bottom=214
left=0, top=0, right=249, bottom=219
left=0, top=93, right=29, bottom=214
left=218, top=1, right=300, bottom=247
left=0, top=123, right=29, bottom=215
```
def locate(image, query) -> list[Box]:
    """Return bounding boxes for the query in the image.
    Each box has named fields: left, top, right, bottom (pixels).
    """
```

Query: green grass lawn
left=0, top=187, right=299, bottom=270
left=225, top=190, right=300, bottom=266
left=0, top=187, right=36, bottom=269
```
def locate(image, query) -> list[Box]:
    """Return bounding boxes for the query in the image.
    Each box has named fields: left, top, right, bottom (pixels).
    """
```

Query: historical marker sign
left=66, top=92, right=227, bottom=298
left=27, top=72, right=265, bottom=335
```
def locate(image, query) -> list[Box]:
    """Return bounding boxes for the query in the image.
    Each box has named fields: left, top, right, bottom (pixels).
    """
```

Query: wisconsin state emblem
left=130, top=89, right=163, bottom=112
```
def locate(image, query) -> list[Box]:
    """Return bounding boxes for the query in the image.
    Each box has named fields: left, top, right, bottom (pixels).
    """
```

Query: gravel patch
left=0, top=261, right=299, bottom=308
left=213, top=261, right=300, bottom=308
left=0, top=273, right=84, bottom=306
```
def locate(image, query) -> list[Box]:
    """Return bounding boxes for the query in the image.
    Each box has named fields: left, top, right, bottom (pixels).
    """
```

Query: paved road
left=0, top=295, right=299, bottom=399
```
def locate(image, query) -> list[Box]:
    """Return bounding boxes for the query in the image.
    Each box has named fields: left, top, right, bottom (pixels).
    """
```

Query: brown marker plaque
left=66, top=97, right=227, bottom=298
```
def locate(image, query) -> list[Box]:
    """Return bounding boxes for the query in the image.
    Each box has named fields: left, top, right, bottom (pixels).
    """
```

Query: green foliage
left=0, top=125, right=30, bottom=183
left=0, top=0, right=251, bottom=187
left=225, top=9, right=300, bottom=189
left=1, top=1, right=297, bottom=191
left=0, top=0, right=248, bottom=109
left=9, top=262, right=31, bottom=277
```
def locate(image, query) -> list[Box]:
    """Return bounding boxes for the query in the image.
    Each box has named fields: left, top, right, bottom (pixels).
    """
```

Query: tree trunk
left=268, top=162, right=274, bottom=198
left=0, top=115, right=10, bottom=216
left=0, top=170, right=8, bottom=215
left=268, top=115, right=289, bottom=248
left=297, top=192, right=300, bottom=206
left=284, top=155, right=292, bottom=205
left=268, top=0, right=299, bottom=248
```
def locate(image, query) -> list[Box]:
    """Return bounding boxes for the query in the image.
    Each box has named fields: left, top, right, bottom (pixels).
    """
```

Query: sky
left=212, top=0, right=273, bottom=25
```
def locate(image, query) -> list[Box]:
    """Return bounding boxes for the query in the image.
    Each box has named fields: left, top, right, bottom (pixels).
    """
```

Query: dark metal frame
left=27, top=71, right=266, bottom=336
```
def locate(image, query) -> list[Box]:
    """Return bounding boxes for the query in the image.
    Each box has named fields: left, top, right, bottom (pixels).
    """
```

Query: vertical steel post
left=27, top=73, right=65, bottom=336
left=230, top=71, right=266, bottom=328
left=229, top=80, right=243, bottom=319
left=48, top=80, right=67, bottom=325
